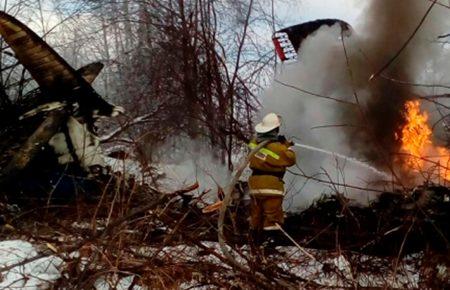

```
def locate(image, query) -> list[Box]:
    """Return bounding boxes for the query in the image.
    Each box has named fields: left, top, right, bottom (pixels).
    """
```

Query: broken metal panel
left=7, top=30, right=27, bottom=41
left=49, top=116, right=106, bottom=170
left=0, top=12, right=122, bottom=122
left=77, top=62, right=104, bottom=84
left=0, top=12, right=122, bottom=193
left=13, top=63, right=106, bottom=121
left=0, top=12, right=80, bottom=92
left=273, top=19, right=352, bottom=62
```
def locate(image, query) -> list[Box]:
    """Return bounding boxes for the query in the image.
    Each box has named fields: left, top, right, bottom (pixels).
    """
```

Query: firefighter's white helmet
left=255, top=113, right=281, bottom=133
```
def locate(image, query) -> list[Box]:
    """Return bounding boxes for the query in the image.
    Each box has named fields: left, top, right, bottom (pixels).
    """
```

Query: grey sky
left=276, top=0, right=362, bottom=28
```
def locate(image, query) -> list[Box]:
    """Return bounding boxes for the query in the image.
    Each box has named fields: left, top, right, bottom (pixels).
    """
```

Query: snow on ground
left=94, top=275, right=142, bottom=290
left=276, top=246, right=420, bottom=288
left=132, top=242, right=420, bottom=288
left=131, top=242, right=231, bottom=267
left=0, top=239, right=422, bottom=289
left=0, top=240, right=63, bottom=289
left=0, top=240, right=143, bottom=290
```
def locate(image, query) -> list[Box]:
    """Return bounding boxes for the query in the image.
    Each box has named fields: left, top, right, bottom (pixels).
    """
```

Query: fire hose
left=292, top=142, right=389, bottom=178
left=217, top=140, right=316, bottom=269
left=208, top=141, right=389, bottom=216
left=216, top=140, right=389, bottom=257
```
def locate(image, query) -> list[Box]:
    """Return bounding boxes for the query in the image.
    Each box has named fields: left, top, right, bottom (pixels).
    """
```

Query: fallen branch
left=218, top=140, right=268, bottom=267
left=100, top=112, right=155, bottom=143
left=275, top=223, right=316, bottom=261
left=369, top=0, right=438, bottom=80
left=100, top=182, right=199, bottom=238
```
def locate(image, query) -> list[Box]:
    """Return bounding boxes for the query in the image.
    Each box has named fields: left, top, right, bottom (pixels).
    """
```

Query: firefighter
left=248, top=113, right=296, bottom=233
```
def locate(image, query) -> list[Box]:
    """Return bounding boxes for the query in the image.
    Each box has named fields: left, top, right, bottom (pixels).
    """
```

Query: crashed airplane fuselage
left=0, top=12, right=124, bottom=199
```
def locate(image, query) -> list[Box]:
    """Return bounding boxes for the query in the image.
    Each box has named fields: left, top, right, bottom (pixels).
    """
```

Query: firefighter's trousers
left=250, top=195, right=284, bottom=231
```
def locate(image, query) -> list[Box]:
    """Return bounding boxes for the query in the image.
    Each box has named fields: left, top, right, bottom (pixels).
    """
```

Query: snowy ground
left=0, top=239, right=423, bottom=289
left=0, top=240, right=63, bottom=289
left=0, top=240, right=144, bottom=290
left=94, top=275, right=142, bottom=290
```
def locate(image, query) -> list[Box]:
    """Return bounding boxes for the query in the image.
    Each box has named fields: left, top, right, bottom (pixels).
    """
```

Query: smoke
left=345, top=0, right=450, bottom=181
left=156, top=136, right=231, bottom=203
left=345, top=0, right=444, bottom=166
left=263, top=24, right=378, bottom=210
left=261, top=0, right=450, bottom=210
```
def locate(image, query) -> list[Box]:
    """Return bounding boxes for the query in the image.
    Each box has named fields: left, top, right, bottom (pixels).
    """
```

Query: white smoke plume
left=156, top=137, right=231, bottom=203
left=261, top=0, right=450, bottom=210
left=262, top=24, right=378, bottom=210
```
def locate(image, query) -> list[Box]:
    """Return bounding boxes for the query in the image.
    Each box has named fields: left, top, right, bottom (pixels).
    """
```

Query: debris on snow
left=0, top=240, right=63, bottom=289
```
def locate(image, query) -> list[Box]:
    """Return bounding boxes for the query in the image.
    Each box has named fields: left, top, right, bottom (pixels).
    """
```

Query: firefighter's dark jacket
left=248, top=139, right=296, bottom=196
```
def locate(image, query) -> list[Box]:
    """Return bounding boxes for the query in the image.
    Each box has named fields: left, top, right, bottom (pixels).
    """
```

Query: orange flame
left=399, top=100, right=450, bottom=181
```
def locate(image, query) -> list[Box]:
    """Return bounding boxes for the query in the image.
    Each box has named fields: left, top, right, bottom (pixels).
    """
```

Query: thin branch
left=370, top=0, right=438, bottom=80
left=274, top=79, right=357, bottom=106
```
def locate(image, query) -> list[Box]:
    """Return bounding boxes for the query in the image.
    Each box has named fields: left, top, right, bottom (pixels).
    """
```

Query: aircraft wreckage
left=0, top=13, right=448, bottom=278
left=0, top=11, right=125, bottom=201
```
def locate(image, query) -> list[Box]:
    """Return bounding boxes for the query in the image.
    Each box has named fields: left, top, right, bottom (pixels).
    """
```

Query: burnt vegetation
left=0, top=0, right=449, bottom=289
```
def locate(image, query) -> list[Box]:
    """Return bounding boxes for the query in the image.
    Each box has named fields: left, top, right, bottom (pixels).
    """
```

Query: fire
left=399, top=100, right=450, bottom=181
left=400, top=101, right=432, bottom=169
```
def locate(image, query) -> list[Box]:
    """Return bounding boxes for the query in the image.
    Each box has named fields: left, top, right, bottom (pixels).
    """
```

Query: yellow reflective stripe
left=249, top=189, right=284, bottom=196
left=248, top=142, right=280, bottom=160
